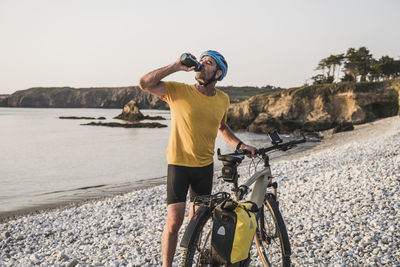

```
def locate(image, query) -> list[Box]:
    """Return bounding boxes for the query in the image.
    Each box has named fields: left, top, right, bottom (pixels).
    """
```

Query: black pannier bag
left=218, top=151, right=244, bottom=183
left=211, top=199, right=258, bottom=265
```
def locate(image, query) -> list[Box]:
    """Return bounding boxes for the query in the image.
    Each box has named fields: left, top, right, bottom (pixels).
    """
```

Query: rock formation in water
left=115, top=100, right=144, bottom=121
left=81, top=121, right=167, bottom=128
left=1, top=86, right=168, bottom=109
left=59, top=116, right=106, bottom=120
left=114, top=100, right=165, bottom=122
left=82, top=100, right=167, bottom=128
left=227, top=79, right=400, bottom=133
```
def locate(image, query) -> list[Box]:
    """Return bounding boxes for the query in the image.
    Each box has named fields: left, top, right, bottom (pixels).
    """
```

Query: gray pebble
left=58, top=252, right=69, bottom=261
left=66, top=258, right=79, bottom=267
left=14, top=235, right=24, bottom=241
left=1, top=232, right=10, bottom=239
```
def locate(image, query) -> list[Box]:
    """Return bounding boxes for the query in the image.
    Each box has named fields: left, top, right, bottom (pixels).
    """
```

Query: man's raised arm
left=138, top=57, right=195, bottom=98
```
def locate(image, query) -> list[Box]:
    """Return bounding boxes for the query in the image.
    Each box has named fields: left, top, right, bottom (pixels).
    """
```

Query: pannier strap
left=220, top=199, right=238, bottom=211
left=241, top=205, right=251, bottom=218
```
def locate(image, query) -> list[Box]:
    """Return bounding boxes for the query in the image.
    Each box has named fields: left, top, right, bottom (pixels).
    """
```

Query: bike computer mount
left=268, top=131, right=283, bottom=145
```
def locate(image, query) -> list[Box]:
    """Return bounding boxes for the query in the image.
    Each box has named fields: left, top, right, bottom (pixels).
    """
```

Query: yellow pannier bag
left=211, top=199, right=258, bottom=264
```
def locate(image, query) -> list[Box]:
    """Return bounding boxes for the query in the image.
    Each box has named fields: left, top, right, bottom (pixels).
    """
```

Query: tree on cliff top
left=312, top=47, right=400, bottom=85
left=371, top=56, right=400, bottom=80
left=343, top=47, right=374, bottom=82
left=315, top=53, right=345, bottom=83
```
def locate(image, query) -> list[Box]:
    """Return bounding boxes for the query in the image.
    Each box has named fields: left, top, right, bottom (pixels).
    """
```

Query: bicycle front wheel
left=255, top=193, right=291, bottom=267
left=180, top=212, right=215, bottom=267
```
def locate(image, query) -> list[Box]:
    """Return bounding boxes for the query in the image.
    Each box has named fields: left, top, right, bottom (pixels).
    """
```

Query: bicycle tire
left=254, top=193, right=291, bottom=267
left=180, top=211, right=216, bottom=267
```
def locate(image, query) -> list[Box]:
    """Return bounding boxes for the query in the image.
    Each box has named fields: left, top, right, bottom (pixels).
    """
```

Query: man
left=138, top=50, right=256, bottom=266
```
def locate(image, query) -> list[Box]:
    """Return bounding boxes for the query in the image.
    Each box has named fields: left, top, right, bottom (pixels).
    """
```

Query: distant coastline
left=0, top=86, right=168, bottom=109
left=0, top=85, right=281, bottom=109
left=1, top=79, right=399, bottom=134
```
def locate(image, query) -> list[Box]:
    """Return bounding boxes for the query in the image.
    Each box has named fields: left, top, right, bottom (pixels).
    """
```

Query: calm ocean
left=0, top=108, right=314, bottom=215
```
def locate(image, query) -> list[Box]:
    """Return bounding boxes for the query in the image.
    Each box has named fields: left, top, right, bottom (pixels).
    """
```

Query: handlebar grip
left=242, top=149, right=251, bottom=154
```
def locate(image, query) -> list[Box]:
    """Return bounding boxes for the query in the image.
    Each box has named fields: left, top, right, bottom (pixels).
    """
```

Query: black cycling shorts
left=167, top=163, right=214, bottom=205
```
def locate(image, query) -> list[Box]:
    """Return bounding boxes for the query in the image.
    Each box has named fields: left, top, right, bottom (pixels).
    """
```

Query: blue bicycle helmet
left=200, top=50, right=228, bottom=81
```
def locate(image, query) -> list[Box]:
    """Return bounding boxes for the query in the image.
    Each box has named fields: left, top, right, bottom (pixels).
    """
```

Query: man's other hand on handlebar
left=240, top=144, right=257, bottom=158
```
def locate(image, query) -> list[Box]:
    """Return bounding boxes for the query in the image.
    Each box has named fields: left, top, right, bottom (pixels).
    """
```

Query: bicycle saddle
left=217, top=154, right=244, bottom=164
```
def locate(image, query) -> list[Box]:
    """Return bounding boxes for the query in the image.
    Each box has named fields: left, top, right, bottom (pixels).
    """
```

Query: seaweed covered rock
left=81, top=121, right=167, bottom=128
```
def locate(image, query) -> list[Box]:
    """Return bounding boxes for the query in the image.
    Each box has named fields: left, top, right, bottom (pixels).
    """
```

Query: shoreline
left=281, top=115, right=400, bottom=161
left=0, top=177, right=166, bottom=223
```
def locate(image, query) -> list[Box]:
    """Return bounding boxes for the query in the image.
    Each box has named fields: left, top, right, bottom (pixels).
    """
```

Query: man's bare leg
left=162, top=202, right=186, bottom=267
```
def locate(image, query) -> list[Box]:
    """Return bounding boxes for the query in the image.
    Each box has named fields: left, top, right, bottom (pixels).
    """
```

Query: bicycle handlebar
left=221, top=136, right=307, bottom=157
left=255, top=136, right=307, bottom=154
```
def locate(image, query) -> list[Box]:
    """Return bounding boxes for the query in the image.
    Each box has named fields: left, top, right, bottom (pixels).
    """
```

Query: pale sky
left=0, top=0, right=399, bottom=94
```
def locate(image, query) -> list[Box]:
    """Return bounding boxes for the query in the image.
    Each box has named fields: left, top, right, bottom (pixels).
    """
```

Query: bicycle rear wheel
left=180, top=212, right=216, bottom=267
left=255, top=193, right=291, bottom=267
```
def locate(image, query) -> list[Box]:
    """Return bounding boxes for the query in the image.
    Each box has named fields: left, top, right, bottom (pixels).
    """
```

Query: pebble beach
left=1, top=116, right=399, bottom=266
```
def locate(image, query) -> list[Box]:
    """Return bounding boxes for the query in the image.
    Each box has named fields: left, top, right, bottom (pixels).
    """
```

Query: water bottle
left=180, top=53, right=201, bottom=71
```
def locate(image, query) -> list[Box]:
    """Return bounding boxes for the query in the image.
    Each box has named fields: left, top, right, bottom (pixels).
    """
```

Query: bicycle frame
left=243, top=165, right=273, bottom=208
left=234, top=155, right=275, bottom=209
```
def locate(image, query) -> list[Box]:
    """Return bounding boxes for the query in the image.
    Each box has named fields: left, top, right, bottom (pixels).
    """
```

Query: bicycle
left=179, top=132, right=306, bottom=267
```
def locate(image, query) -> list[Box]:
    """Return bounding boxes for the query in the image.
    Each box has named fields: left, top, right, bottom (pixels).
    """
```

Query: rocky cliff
left=227, top=79, right=400, bottom=133
left=393, top=78, right=400, bottom=116
left=0, top=95, right=9, bottom=106
left=1, top=86, right=168, bottom=109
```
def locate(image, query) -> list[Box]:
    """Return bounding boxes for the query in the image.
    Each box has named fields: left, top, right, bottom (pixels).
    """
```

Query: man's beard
left=195, top=69, right=217, bottom=86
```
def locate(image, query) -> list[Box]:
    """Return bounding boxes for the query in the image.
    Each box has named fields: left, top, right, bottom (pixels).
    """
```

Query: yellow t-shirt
left=162, top=81, right=230, bottom=167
